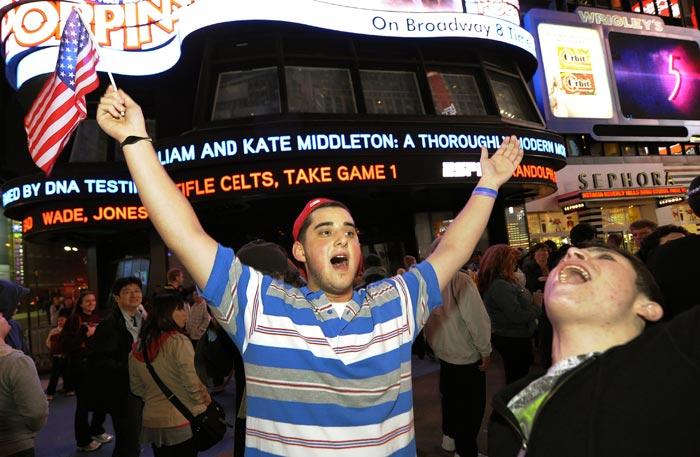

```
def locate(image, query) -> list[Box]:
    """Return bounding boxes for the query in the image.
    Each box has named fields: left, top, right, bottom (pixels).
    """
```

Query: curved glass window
left=212, top=67, right=280, bottom=120
left=427, top=71, right=486, bottom=116
left=286, top=67, right=357, bottom=113
left=360, top=70, right=424, bottom=115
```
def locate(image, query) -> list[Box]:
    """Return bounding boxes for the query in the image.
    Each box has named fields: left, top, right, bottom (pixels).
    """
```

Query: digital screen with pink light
left=609, top=32, right=700, bottom=121
left=524, top=7, right=700, bottom=141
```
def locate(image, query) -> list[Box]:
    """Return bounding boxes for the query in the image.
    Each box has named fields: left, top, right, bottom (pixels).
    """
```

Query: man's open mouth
left=331, top=255, right=349, bottom=268
left=558, top=265, right=591, bottom=284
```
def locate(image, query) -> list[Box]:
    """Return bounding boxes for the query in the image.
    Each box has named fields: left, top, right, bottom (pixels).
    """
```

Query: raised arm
left=96, top=89, right=217, bottom=289
left=427, top=136, right=523, bottom=290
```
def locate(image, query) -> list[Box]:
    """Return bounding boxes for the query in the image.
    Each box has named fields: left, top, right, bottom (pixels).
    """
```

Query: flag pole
left=72, top=4, right=118, bottom=92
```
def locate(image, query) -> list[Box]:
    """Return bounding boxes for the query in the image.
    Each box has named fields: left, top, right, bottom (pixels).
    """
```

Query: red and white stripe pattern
left=24, top=8, right=100, bottom=175
left=204, top=246, right=443, bottom=456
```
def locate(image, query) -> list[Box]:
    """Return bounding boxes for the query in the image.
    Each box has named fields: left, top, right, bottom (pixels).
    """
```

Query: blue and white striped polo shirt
left=203, top=245, right=441, bottom=457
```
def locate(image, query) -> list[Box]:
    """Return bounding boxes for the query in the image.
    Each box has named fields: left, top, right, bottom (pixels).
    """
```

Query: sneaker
left=64, top=391, right=75, bottom=397
left=91, top=433, right=113, bottom=444
left=441, top=434, right=456, bottom=452
left=77, top=440, right=102, bottom=452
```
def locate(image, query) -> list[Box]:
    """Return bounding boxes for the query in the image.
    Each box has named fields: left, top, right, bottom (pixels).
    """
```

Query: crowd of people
left=1, top=87, right=698, bottom=457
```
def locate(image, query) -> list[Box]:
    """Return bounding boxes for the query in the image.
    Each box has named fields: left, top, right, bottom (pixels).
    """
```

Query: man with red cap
left=97, top=89, right=523, bottom=457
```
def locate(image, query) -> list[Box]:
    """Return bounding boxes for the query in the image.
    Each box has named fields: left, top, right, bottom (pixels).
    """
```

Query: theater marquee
left=1, top=0, right=534, bottom=90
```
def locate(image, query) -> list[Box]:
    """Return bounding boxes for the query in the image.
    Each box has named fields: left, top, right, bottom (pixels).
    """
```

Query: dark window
left=488, top=71, right=540, bottom=122
left=360, top=70, right=424, bottom=115
left=286, top=67, right=357, bottom=113
left=427, top=70, right=486, bottom=116
left=211, top=68, right=280, bottom=120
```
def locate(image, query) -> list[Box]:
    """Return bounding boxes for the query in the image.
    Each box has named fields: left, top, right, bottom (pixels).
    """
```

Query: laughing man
left=488, top=242, right=700, bottom=457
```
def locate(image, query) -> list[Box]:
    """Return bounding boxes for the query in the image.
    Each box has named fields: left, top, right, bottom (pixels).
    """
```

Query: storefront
left=525, top=161, right=700, bottom=250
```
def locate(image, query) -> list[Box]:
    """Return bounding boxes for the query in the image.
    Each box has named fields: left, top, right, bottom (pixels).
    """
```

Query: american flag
left=24, top=8, right=100, bottom=175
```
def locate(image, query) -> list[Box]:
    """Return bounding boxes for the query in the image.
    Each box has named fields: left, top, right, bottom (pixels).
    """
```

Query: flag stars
left=24, top=7, right=100, bottom=175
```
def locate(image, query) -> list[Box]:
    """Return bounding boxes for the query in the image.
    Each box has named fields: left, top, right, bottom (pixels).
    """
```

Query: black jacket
left=88, top=307, right=136, bottom=411
left=488, top=306, right=700, bottom=457
left=647, top=234, right=700, bottom=320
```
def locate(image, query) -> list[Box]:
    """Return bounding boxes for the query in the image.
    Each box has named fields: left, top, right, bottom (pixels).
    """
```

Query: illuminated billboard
left=536, top=23, right=614, bottom=120
left=1, top=0, right=532, bottom=90
left=1, top=121, right=565, bottom=237
left=609, top=32, right=700, bottom=121
left=524, top=7, right=700, bottom=141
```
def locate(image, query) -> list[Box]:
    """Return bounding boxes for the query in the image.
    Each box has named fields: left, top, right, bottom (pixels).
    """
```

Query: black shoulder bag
left=142, top=346, right=230, bottom=451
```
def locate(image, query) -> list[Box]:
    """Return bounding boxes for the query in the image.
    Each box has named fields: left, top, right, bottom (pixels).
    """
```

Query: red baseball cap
left=292, top=198, right=339, bottom=242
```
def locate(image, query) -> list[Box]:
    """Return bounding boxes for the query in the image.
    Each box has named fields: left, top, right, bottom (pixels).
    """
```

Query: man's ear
left=292, top=241, right=306, bottom=263
left=635, top=299, right=664, bottom=322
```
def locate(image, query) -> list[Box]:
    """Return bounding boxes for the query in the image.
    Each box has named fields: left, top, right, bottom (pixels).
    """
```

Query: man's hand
left=96, top=89, right=148, bottom=144
left=533, top=290, right=544, bottom=307
left=478, top=135, right=523, bottom=189
left=478, top=355, right=490, bottom=372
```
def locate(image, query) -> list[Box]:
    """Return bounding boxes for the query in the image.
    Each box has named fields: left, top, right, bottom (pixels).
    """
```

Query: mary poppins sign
left=1, top=0, right=533, bottom=90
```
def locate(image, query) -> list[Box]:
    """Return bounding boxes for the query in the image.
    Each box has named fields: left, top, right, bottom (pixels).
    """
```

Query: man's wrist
left=476, top=178, right=500, bottom=190
left=473, top=187, right=498, bottom=198
left=120, top=135, right=153, bottom=149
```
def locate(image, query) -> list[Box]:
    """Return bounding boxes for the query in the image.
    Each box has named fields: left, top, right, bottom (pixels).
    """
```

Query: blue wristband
left=472, top=187, right=498, bottom=198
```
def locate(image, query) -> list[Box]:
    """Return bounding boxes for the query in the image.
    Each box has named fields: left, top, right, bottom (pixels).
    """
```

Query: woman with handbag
left=129, top=292, right=212, bottom=457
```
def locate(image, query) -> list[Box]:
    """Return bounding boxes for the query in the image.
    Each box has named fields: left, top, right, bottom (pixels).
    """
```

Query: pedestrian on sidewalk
left=129, top=292, right=211, bottom=457
left=89, top=277, right=145, bottom=457
left=44, top=314, right=72, bottom=400
left=478, top=245, right=543, bottom=384
left=0, top=280, right=31, bottom=354
left=425, top=237, right=492, bottom=457
left=0, top=313, right=48, bottom=457
left=62, top=290, right=112, bottom=452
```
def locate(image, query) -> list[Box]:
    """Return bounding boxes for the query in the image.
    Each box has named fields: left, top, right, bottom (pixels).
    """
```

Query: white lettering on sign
left=577, top=171, right=674, bottom=190
left=2, top=0, right=535, bottom=90
left=150, top=130, right=566, bottom=165
left=576, top=7, right=664, bottom=32
left=2, top=178, right=138, bottom=208
left=443, top=162, right=482, bottom=178
left=243, top=136, right=292, bottom=154
left=297, top=134, right=397, bottom=151
left=44, top=180, right=81, bottom=196
left=83, top=179, right=139, bottom=194
left=158, top=144, right=197, bottom=166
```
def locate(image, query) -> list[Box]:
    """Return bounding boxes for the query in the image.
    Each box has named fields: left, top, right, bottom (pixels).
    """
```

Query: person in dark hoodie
left=0, top=280, right=30, bottom=354
left=487, top=241, right=700, bottom=457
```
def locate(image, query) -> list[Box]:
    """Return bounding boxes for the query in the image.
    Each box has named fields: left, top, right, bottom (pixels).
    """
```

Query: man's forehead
left=582, top=246, right=631, bottom=264
left=309, top=206, right=354, bottom=225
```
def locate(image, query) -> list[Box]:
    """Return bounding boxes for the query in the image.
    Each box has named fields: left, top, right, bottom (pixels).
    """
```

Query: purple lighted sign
left=609, top=31, right=700, bottom=121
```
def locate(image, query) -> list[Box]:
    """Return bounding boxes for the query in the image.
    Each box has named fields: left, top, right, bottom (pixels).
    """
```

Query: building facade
left=1, top=1, right=565, bottom=300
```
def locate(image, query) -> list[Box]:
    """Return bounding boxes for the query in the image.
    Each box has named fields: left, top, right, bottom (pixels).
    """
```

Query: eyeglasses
left=120, top=289, right=142, bottom=296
